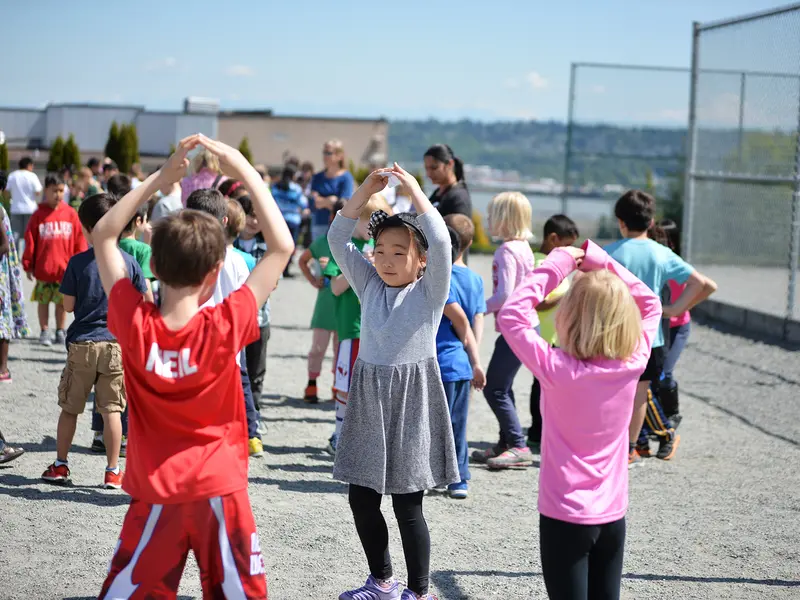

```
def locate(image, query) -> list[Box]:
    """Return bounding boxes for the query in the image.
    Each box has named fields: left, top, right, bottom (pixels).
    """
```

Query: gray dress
left=328, top=210, right=460, bottom=495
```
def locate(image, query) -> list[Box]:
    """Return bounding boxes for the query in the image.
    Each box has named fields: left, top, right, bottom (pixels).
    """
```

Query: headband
left=368, top=210, right=429, bottom=250
left=225, top=181, right=243, bottom=196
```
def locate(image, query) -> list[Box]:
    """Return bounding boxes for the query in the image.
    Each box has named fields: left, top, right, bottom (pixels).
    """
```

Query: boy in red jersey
left=92, top=135, right=294, bottom=599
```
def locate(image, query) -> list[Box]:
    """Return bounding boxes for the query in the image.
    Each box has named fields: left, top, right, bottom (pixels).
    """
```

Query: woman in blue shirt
left=309, top=139, right=355, bottom=241
left=271, top=164, right=308, bottom=277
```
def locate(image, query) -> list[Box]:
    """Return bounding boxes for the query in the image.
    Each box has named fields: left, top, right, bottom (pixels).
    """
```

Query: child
left=227, top=198, right=257, bottom=270
left=652, top=218, right=716, bottom=427
left=472, top=191, right=536, bottom=469
left=41, top=193, right=149, bottom=489
left=234, top=194, right=272, bottom=414
left=22, top=173, right=87, bottom=346
left=271, top=164, right=308, bottom=277
left=527, top=215, right=579, bottom=452
left=187, top=188, right=265, bottom=458
left=496, top=240, right=660, bottom=600
left=299, top=212, right=340, bottom=403
left=93, top=134, right=293, bottom=597
left=326, top=194, right=387, bottom=454
left=605, top=190, right=716, bottom=462
left=437, top=213, right=486, bottom=499
left=331, top=164, right=458, bottom=600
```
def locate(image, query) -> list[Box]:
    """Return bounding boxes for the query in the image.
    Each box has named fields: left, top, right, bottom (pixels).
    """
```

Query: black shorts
left=640, top=345, right=665, bottom=382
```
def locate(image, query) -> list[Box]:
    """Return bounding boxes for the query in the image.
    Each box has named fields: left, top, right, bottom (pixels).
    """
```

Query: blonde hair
left=225, top=198, right=246, bottom=243
left=555, top=270, right=642, bottom=361
left=488, top=191, right=532, bottom=240
left=361, top=193, right=393, bottom=219
left=191, top=148, right=221, bottom=175
left=324, top=139, right=346, bottom=169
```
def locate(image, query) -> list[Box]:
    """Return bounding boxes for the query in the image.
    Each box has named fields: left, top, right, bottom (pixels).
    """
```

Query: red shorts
left=99, top=489, right=267, bottom=599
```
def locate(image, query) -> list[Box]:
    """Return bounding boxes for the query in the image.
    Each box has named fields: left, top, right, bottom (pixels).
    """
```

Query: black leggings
left=348, top=484, right=430, bottom=595
left=540, top=515, right=626, bottom=600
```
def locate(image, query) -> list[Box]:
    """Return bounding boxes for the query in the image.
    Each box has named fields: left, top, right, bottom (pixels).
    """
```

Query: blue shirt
left=233, top=235, right=270, bottom=327
left=233, top=247, right=257, bottom=271
left=436, top=265, right=487, bottom=382
left=271, top=182, right=308, bottom=226
left=310, top=170, right=355, bottom=226
left=59, top=248, right=147, bottom=347
left=605, top=238, right=694, bottom=348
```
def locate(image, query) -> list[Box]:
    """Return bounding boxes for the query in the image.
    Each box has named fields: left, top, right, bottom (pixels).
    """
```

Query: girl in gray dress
left=328, top=164, right=459, bottom=600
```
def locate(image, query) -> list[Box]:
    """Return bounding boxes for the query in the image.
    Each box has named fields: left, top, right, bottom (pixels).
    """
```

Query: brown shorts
left=58, top=341, right=126, bottom=415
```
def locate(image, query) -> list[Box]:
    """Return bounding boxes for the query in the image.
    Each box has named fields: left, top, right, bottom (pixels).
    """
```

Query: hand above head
left=159, top=134, right=200, bottom=185
left=388, top=163, right=422, bottom=195
left=195, top=134, right=256, bottom=182
left=358, top=169, right=391, bottom=198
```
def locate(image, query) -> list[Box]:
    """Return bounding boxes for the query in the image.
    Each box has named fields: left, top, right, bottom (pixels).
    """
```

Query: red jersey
left=22, top=202, right=87, bottom=283
left=108, top=279, right=260, bottom=504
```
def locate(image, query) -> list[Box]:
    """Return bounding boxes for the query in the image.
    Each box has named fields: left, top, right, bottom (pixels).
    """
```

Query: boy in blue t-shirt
left=436, top=214, right=487, bottom=499
left=41, top=193, right=148, bottom=489
left=606, top=190, right=716, bottom=463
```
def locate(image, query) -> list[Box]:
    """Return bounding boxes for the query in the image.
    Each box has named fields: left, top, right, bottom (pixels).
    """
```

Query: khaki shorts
left=58, top=341, right=126, bottom=415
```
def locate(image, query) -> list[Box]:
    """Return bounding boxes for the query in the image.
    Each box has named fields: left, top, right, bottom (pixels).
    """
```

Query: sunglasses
left=323, top=150, right=336, bottom=156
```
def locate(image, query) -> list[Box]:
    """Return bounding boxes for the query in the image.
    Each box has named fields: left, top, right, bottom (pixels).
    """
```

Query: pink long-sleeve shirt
left=486, top=240, right=536, bottom=331
left=497, top=240, right=661, bottom=525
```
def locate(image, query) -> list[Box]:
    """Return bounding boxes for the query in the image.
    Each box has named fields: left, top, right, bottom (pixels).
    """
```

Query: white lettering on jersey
left=38, top=220, right=73, bottom=240
left=145, top=343, right=198, bottom=379
left=249, top=532, right=264, bottom=576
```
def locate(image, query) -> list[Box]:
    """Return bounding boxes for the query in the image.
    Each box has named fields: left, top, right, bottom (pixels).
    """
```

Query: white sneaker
left=55, top=329, right=66, bottom=345
left=39, top=330, right=52, bottom=346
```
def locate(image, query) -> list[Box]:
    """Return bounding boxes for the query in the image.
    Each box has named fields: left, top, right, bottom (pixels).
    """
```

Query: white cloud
left=525, top=71, right=549, bottom=89
left=591, top=85, right=606, bottom=95
left=145, top=57, right=177, bottom=72
left=225, top=65, right=256, bottom=77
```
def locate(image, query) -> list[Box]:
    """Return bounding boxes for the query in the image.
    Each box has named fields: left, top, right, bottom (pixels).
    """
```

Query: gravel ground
left=1, top=254, right=799, bottom=599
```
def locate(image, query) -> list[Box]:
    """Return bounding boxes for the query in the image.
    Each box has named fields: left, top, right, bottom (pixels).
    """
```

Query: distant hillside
left=388, top=119, right=687, bottom=187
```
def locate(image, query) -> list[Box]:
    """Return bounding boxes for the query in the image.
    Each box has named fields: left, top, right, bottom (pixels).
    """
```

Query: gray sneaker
left=487, top=447, right=535, bottom=470
left=339, top=575, right=400, bottom=600
left=470, top=443, right=507, bottom=464
left=55, top=329, right=66, bottom=345
left=39, top=330, right=52, bottom=346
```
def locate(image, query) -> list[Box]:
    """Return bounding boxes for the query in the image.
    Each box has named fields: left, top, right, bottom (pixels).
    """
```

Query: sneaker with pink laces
left=339, top=575, right=400, bottom=600
left=486, top=447, right=535, bottom=469
left=470, top=443, right=507, bottom=464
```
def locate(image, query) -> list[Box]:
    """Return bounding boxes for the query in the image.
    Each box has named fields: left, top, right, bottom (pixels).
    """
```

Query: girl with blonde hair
left=472, top=191, right=537, bottom=469
left=180, top=147, right=226, bottom=205
left=497, top=240, right=661, bottom=599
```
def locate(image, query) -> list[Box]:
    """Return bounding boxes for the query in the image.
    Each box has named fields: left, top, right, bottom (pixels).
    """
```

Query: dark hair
left=444, top=213, right=474, bottom=253
left=658, top=218, right=681, bottom=256
left=107, top=174, right=132, bottom=198
left=543, top=214, right=579, bottom=240
left=19, top=157, right=34, bottom=170
left=103, top=161, right=118, bottom=173
left=44, top=173, right=64, bottom=188
left=373, top=213, right=429, bottom=260
left=186, top=188, right=227, bottom=222
left=285, top=156, right=300, bottom=169
left=614, top=189, right=655, bottom=232
left=300, top=161, right=314, bottom=173
left=268, top=166, right=283, bottom=181
left=79, top=193, right=117, bottom=231
left=235, top=194, right=253, bottom=217
left=424, top=144, right=465, bottom=184
left=123, top=204, right=148, bottom=234
left=151, top=210, right=226, bottom=287
left=275, top=165, right=297, bottom=192
left=87, top=157, right=100, bottom=169
left=0, top=171, right=7, bottom=192
left=446, top=226, right=461, bottom=265
left=218, top=178, right=245, bottom=198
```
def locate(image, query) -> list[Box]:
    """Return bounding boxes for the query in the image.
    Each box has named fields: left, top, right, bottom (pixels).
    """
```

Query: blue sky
left=3, top=0, right=789, bottom=123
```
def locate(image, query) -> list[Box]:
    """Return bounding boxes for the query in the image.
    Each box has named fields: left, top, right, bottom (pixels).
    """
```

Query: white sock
left=54, top=459, right=68, bottom=467
left=106, top=466, right=120, bottom=474
left=334, top=392, right=347, bottom=439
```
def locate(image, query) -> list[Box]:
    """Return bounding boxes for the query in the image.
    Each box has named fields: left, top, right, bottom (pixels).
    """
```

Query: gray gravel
left=1, top=254, right=799, bottom=599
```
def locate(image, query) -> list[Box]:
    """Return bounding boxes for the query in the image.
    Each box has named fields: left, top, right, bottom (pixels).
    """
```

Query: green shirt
left=334, top=238, right=373, bottom=341
left=119, top=237, right=154, bottom=280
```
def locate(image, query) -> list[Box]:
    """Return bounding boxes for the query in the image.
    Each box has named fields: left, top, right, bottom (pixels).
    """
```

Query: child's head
left=102, top=160, right=119, bottom=181
left=150, top=210, right=226, bottom=302
left=44, top=173, right=65, bottom=207
left=446, top=226, right=461, bottom=264
left=225, top=198, right=246, bottom=244
left=218, top=178, right=247, bottom=199
left=541, top=214, right=579, bottom=253
left=190, top=148, right=220, bottom=175
left=555, top=270, right=642, bottom=361
left=658, top=218, right=681, bottom=256
left=123, top=204, right=148, bottom=238
left=107, top=174, right=132, bottom=199
left=615, top=190, right=655, bottom=236
left=78, top=193, right=117, bottom=240
left=234, top=195, right=259, bottom=239
left=370, top=212, right=428, bottom=287
left=186, top=188, right=227, bottom=223
left=443, top=213, right=474, bottom=259
left=487, top=192, right=532, bottom=241
left=358, top=193, right=392, bottom=240
left=19, top=157, right=34, bottom=171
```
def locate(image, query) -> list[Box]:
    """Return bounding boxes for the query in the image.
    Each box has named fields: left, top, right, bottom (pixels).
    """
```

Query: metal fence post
left=788, top=80, right=800, bottom=324
left=560, top=63, right=576, bottom=216
left=737, top=72, right=746, bottom=168
left=682, top=22, right=701, bottom=263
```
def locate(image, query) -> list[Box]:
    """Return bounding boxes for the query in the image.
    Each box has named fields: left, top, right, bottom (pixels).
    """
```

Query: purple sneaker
left=401, top=590, right=439, bottom=600
left=339, top=575, right=400, bottom=600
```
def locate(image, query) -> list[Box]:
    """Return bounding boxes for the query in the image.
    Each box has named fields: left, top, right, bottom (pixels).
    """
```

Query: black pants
left=528, top=377, right=542, bottom=444
left=245, top=325, right=270, bottom=411
left=348, top=484, right=430, bottom=595
left=540, top=515, right=626, bottom=600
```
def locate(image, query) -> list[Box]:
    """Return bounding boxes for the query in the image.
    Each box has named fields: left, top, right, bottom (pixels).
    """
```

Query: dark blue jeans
left=241, top=364, right=259, bottom=440
left=443, top=380, right=471, bottom=482
left=483, top=334, right=526, bottom=449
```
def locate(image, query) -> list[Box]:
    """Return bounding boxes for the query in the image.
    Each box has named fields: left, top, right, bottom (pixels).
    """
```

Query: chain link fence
left=684, top=5, right=800, bottom=323
left=561, top=63, right=689, bottom=240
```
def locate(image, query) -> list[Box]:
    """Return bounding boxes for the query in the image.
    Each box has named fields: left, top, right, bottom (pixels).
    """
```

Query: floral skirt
left=31, top=281, right=63, bottom=305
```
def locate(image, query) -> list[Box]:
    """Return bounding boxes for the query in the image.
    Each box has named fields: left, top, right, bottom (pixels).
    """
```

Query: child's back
left=436, top=264, right=485, bottom=381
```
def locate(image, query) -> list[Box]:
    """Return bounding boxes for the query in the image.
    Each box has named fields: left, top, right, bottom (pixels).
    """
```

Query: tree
left=127, top=124, right=140, bottom=164
left=62, top=134, right=81, bottom=171
left=47, top=136, right=65, bottom=172
left=0, top=142, right=9, bottom=172
left=105, top=122, right=121, bottom=163
left=117, top=124, right=136, bottom=174
left=238, top=137, right=253, bottom=164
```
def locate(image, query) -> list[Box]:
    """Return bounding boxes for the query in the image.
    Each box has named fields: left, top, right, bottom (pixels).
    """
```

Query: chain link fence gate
left=684, top=4, right=800, bottom=332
